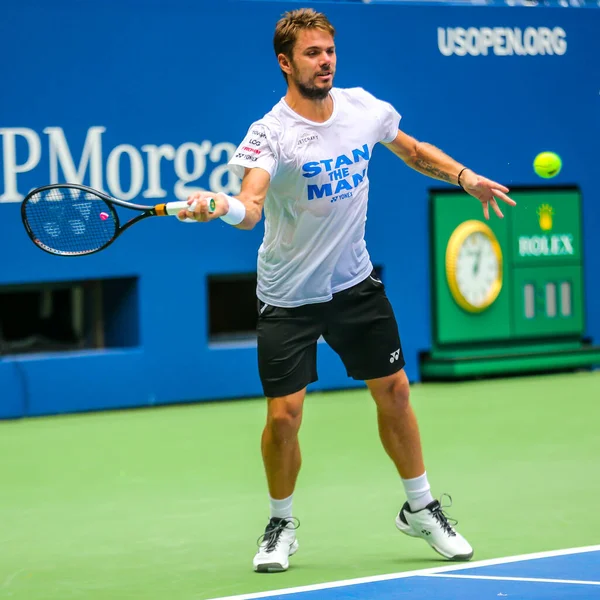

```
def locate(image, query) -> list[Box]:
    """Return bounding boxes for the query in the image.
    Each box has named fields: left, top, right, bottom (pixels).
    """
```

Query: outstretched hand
left=460, top=169, right=516, bottom=220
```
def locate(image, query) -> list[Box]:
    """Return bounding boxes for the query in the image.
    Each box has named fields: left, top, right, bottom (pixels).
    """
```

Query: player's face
left=289, top=29, right=336, bottom=100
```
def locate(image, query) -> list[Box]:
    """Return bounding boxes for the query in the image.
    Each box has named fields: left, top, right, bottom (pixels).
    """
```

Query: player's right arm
left=178, top=121, right=277, bottom=228
left=228, top=167, right=270, bottom=230
left=177, top=168, right=270, bottom=230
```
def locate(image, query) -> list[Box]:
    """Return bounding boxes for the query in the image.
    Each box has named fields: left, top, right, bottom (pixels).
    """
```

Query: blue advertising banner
left=1, top=0, right=598, bottom=416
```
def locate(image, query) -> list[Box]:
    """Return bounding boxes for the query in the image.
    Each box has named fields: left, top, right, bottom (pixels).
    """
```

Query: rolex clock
left=445, top=220, right=503, bottom=313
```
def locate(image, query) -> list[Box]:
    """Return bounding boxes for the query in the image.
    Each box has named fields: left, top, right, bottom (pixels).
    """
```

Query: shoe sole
left=395, top=516, right=473, bottom=562
left=431, top=546, right=474, bottom=562
left=254, top=540, right=299, bottom=573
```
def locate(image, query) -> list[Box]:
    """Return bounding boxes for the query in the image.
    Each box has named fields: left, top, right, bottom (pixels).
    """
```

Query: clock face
left=455, top=231, right=501, bottom=308
left=446, top=220, right=503, bottom=313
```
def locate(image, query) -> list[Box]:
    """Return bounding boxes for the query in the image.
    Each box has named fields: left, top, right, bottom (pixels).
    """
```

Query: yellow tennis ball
left=533, top=152, right=562, bottom=178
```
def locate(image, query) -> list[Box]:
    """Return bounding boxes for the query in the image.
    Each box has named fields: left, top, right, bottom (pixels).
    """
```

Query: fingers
left=488, top=181, right=509, bottom=194
left=184, top=192, right=216, bottom=222
left=176, top=200, right=198, bottom=223
left=481, top=193, right=510, bottom=220
left=490, top=198, right=504, bottom=219
left=472, top=177, right=516, bottom=220
left=492, top=188, right=517, bottom=206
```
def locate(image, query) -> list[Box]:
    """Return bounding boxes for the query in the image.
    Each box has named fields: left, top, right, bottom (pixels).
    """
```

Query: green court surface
left=0, top=371, right=598, bottom=599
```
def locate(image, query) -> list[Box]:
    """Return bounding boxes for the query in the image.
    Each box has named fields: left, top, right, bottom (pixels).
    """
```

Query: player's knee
left=392, top=374, right=411, bottom=409
left=370, top=371, right=411, bottom=413
left=266, top=397, right=303, bottom=440
left=266, top=412, right=302, bottom=442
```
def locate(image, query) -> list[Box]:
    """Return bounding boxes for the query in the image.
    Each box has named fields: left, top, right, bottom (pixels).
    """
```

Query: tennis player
left=179, top=8, right=515, bottom=572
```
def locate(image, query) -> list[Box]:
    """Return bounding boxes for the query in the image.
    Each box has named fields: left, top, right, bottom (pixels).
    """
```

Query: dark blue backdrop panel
left=1, top=0, right=598, bottom=416
left=0, top=361, right=26, bottom=419
left=20, top=350, right=154, bottom=416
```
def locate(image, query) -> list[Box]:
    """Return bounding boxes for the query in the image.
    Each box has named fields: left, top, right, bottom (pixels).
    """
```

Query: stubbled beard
left=297, top=79, right=332, bottom=100
left=290, top=65, right=333, bottom=100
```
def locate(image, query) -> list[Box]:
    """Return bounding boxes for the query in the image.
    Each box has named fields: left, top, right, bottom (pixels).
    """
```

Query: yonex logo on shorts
left=390, top=349, right=400, bottom=363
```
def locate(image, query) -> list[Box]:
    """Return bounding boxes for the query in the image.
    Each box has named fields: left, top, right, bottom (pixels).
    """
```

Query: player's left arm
left=382, top=129, right=516, bottom=220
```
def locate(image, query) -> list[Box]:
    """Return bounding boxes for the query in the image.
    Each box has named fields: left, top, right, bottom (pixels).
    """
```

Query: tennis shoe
left=253, top=517, right=299, bottom=572
left=395, top=495, right=473, bottom=561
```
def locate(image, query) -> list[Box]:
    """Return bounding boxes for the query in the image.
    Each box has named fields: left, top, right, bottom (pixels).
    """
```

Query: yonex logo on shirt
left=235, top=152, right=258, bottom=162
left=390, top=350, right=400, bottom=363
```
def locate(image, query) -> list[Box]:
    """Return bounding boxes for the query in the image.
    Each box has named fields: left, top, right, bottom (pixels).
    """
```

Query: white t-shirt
left=228, top=87, right=401, bottom=308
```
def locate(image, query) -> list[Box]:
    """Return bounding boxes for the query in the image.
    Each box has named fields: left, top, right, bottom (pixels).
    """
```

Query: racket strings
left=24, top=188, right=118, bottom=255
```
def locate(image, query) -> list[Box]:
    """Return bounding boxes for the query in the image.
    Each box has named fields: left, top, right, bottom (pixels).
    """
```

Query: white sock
left=270, top=494, right=293, bottom=519
left=402, top=472, right=434, bottom=512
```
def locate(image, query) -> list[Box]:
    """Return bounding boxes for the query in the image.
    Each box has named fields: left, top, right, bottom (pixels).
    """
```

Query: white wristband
left=220, top=195, right=246, bottom=226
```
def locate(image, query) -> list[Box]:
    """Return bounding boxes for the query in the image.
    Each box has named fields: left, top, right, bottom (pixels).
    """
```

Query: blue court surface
left=209, top=546, right=600, bottom=600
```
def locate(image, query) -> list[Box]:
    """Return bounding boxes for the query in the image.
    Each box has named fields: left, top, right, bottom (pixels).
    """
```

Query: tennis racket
left=21, top=183, right=214, bottom=256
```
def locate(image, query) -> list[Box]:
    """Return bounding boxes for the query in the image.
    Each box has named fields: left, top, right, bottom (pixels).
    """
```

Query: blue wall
left=1, top=0, right=599, bottom=417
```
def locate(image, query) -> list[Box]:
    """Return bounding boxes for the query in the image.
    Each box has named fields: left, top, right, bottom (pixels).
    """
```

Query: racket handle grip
left=163, top=198, right=216, bottom=216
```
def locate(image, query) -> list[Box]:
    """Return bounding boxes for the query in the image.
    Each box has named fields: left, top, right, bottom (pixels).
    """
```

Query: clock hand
left=473, top=249, right=482, bottom=275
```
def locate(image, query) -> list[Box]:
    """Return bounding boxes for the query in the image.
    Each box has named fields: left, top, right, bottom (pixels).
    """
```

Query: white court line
left=424, top=573, right=600, bottom=586
left=207, top=544, right=600, bottom=600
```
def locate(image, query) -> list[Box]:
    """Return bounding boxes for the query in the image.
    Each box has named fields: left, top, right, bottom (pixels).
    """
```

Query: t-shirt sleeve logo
left=229, top=124, right=277, bottom=177
left=302, top=144, right=370, bottom=203
left=235, top=128, right=267, bottom=162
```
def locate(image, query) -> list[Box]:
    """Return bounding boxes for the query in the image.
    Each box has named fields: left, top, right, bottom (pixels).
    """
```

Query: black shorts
left=257, top=270, right=405, bottom=398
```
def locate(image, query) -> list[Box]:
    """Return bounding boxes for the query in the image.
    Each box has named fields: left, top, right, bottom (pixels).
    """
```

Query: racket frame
left=21, top=183, right=193, bottom=257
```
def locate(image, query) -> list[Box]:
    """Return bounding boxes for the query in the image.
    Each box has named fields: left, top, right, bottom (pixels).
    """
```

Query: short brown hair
left=273, top=8, right=336, bottom=80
